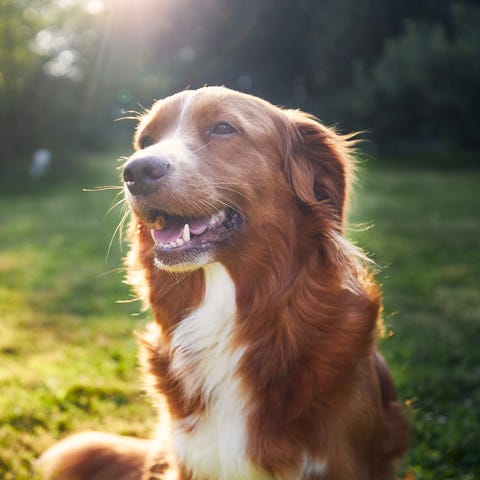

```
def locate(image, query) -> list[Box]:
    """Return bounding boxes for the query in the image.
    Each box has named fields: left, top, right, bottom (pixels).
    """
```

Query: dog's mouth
left=147, top=207, right=243, bottom=270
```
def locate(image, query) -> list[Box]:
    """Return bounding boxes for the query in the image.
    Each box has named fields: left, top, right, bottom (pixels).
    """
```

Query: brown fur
left=38, top=87, right=408, bottom=480
left=37, top=432, right=150, bottom=480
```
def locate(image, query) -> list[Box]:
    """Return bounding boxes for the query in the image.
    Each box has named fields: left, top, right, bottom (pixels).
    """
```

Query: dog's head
left=123, top=86, right=355, bottom=274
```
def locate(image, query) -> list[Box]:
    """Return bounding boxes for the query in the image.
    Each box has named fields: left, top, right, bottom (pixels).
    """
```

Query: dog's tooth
left=169, top=241, right=177, bottom=248
left=183, top=224, right=191, bottom=242
left=176, top=238, right=184, bottom=246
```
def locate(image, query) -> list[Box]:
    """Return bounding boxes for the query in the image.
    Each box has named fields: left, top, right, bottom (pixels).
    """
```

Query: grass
left=0, top=153, right=156, bottom=479
left=0, top=153, right=479, bottom=479
left=349, top=162, right=480, bottom=479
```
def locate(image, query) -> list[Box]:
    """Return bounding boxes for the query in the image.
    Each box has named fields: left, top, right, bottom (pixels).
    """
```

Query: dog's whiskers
left=191, top=140, right=214, bottom=154
left=106, top=207, right=130, bottom=263
left=83, top=185, right=123, bottom=192
left=105, top=196, right=127, bottom=219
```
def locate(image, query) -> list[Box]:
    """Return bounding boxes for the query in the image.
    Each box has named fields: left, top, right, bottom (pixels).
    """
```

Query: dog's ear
left=282, top=110, right=356, bottom=225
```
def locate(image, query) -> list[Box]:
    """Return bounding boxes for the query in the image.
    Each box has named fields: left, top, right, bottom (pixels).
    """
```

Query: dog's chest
left=169, top=263, right=268, bottom=480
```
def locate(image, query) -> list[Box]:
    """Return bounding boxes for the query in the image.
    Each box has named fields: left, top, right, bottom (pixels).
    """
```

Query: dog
left=38, top=86, right=409, bottom=479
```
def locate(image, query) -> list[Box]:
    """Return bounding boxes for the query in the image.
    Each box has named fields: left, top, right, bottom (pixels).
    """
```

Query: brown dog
left=39, top=86, right=408, bottom=480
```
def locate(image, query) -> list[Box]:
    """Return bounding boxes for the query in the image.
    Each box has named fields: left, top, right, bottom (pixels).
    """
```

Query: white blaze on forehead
left=163, top=89, right=198, bottom=141
left=134, top=91, right=199, bottom=164
left=135, top=135, right=196, bottom=166
left=170, top=263, right=269, bottom=480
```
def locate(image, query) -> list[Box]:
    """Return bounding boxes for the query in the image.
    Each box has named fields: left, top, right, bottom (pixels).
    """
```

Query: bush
left=349, top=3, right=480, bottom=154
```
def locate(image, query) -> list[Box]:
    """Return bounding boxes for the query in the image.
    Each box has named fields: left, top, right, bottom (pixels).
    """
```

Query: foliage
left=0, top=0, right=45, bottom=170
left=349, top=3, right=480, bottom=152
left=0, top=153, right=479, bottom=478
left=1, top=0, right=480, bottom=177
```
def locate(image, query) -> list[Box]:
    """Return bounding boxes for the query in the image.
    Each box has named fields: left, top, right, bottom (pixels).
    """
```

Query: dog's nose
left=123, top=156, right=170, bottom=195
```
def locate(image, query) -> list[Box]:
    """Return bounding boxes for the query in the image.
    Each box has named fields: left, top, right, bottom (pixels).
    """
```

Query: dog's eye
left=139, top=135, right=155, bottom=149
left=211, top=122, right=237, bottom=135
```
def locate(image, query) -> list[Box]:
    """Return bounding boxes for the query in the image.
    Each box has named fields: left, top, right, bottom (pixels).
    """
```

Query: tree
left=0, top=0, right=46, bottom=172
left=348, top=2, right=480, bottom=151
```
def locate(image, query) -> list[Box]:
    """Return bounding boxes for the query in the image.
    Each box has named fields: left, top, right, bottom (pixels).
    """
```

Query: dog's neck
left=143, top=255, right=380, bottom=479
left=167, top=263, right=263, bottom=479
left=170, top=262, right=239, bottom=404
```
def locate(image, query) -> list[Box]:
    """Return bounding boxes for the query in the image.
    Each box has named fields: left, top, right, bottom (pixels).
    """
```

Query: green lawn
left=349, top=162, right=480, bottom=479
left=0, top=153, right=478, bottom=479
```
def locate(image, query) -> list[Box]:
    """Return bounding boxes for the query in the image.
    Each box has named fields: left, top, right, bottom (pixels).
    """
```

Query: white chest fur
left=169, top=263, right=327, bottom=479
left=170, top=263, right=268, bottom=480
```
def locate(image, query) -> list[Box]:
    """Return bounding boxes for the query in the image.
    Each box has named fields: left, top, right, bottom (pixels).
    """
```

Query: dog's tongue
left=189, top=217, right=212, bottom=234
left=151, top=215, right=211, bottom=244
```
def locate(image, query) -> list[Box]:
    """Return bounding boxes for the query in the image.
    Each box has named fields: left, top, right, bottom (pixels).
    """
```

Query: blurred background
left=2, top=0, right=480, bottom=176
left=0, top=1, right=479, bottom=479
